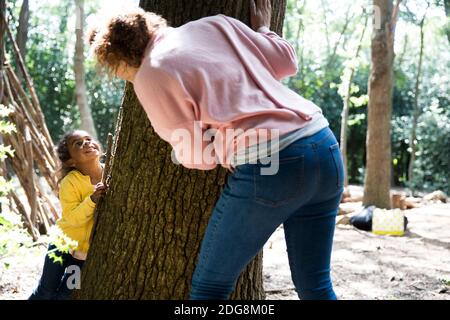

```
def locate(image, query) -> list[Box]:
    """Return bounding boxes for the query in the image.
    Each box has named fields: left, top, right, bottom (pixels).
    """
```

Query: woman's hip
left=228, top=127, right=342, bottom=208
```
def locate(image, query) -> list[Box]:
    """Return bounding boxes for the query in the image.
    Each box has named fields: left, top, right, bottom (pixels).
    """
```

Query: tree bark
left=75, top=0, right=286, bottom=300
left=74, top=0, right=98, bottom=139
left=0, top=0, right=5, bottom=65
left=363, top=0, right=401, bottom=209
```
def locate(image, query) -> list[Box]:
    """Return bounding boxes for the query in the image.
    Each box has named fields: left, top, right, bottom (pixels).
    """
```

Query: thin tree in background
left=0, top=0, right=4, bottom=63
left=445, top=0, right=450, bottom=44
left=340, top=13, right=369, bottom=188
left=16, top=0, right=28, bottom=60
left=288, top=0, right=306, bottom=89
left=14, top=0, right=28, bottom=82
left=408, top=3, right=429, bottom=184
left=75, top=0, right=287, bottom=300
left=363, top=0, right=402, bottom=209
left=74, top=0, right=97, bottom=139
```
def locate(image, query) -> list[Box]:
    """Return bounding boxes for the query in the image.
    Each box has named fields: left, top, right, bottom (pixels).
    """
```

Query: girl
left=29, top=130, right=107, bottom=300
left=88, top=0, right=344, bottom=300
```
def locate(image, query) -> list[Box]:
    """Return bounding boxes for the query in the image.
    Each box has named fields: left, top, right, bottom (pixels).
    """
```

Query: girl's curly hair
left=87, top=8, right=167, bottom=74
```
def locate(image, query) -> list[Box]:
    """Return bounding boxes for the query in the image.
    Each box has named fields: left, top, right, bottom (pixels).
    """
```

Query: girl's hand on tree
left=250, top=0, right=272, bottom=31
left=90, top=182, right=108, bottom=203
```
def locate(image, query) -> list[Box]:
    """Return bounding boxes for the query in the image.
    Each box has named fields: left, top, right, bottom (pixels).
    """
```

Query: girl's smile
left=84, top=146, right=99, bottom=154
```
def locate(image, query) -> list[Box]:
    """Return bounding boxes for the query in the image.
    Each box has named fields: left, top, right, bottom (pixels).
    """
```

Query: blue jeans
left=190, top=127, right=344, bottom=300
left=29, top=244, right=84, bottom=300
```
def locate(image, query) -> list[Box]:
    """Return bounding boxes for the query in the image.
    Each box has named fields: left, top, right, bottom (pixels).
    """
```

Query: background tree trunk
left=74, top=0, right=97, bottom=139
left=16, top=0, right=29, bottom=60
left=15, top=0, right=29, bottom=81
left=408, top=6, right=428, bottom=184
left=0, top=0, right=5, bottom=64
left=75, top=0, right=286, bottom=300
left=363, top=0, right=401, bottom=209
left=340, top=14, right=369, bottom=188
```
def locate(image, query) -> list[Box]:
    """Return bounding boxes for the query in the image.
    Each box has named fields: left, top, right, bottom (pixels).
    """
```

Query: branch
left=389, top=0, right=403, bottom=46
left=391, top=0, right=402, bottom=30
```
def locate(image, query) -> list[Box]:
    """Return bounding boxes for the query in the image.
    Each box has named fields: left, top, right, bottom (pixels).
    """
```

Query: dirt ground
left=1, top=191, right=449, bottom=300
left=264, top=201, right=450, bottom=300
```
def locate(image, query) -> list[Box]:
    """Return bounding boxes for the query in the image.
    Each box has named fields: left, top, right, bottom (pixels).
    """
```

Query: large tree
left=363, top=0, right=401, bottom=209
left=74, top=0, right=287, bottom=300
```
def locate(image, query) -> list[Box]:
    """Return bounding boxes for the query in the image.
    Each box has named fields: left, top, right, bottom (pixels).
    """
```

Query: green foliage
left=0, top=210, right=34, bottom=269
left=8, top=0, right=124, bottom=147
left=46, top=226, right=78, bottom=265
left=0, top=105, right=15, bottom=197
left=5, top=0, right=450, bottom=194
left=284, top=0, right=449, bottom=191
left=410, top=104, right=450, bottom=194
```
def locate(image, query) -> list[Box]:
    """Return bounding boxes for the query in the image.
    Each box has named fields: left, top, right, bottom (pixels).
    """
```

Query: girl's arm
left=59, top=179, right=96, bottom=226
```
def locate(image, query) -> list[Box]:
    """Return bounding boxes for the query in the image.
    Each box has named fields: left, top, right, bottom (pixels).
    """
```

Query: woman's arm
left=220, top=0, right=298, bottom=81
left=252, top=25, right=299, bottom=80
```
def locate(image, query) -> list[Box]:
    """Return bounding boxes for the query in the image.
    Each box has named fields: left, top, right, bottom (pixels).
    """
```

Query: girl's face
left=66, top=131, right=101, bottom=167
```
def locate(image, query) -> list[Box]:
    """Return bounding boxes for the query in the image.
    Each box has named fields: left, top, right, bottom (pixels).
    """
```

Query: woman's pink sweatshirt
left=133, top=14, right=323, bottom=170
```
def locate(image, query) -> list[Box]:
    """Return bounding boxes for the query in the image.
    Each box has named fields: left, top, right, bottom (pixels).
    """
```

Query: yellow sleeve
left=59, top=177, right=96, bottom=227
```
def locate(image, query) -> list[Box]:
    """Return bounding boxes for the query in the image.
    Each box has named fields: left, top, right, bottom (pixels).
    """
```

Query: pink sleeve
left=133, top=67, right=218, bottom=171
left=221, top=15, right=298, bottom=81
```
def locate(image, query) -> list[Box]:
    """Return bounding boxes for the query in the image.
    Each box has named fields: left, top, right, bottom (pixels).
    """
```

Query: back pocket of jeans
left=253, top=156, right=304, bottom=207
left=329, top=144, right=344, bottom=188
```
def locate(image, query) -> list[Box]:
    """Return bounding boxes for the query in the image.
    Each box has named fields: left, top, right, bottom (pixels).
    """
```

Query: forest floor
left=264, top=186, right=450, bottom=300
left=1, top=186, right=449, bottom=300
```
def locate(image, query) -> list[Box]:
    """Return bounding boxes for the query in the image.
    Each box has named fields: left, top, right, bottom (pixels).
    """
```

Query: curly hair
left=87, top=8, right=167, bottom=74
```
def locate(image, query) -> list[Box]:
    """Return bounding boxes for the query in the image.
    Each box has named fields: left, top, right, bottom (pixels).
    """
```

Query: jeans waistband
left=290, top=127, right=334, bottom=148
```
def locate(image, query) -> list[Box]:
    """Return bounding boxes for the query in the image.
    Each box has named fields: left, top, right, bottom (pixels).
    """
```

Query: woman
left=88, top=0, right=344, bottom=300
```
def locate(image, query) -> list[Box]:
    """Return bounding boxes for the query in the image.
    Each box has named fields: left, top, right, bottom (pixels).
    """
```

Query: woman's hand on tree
left=250, top=0, right=272, bottom=31
left=90, top=182, right=108, bottom=203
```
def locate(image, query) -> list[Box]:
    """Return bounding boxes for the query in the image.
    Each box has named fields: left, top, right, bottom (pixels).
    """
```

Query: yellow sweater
left=56, top=170, right=96, bottom=253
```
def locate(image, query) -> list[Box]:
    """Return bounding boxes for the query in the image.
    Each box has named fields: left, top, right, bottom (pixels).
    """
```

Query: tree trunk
left=0, top=0, right=5, bottom=65
left=74, top=0, right=97, bottom=139
left=16, top=0, right=29, bottom=61
left=408, top=9, right=427, bottom=184
left=340, top=15, right=369, bottom=188
left=363, top=0, right=401, bottom=209
left=75, top=0, right=287, bottom=300
left=15, top=0, right=29, bottom=81
left=320, top=0, right=331, bottom=56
